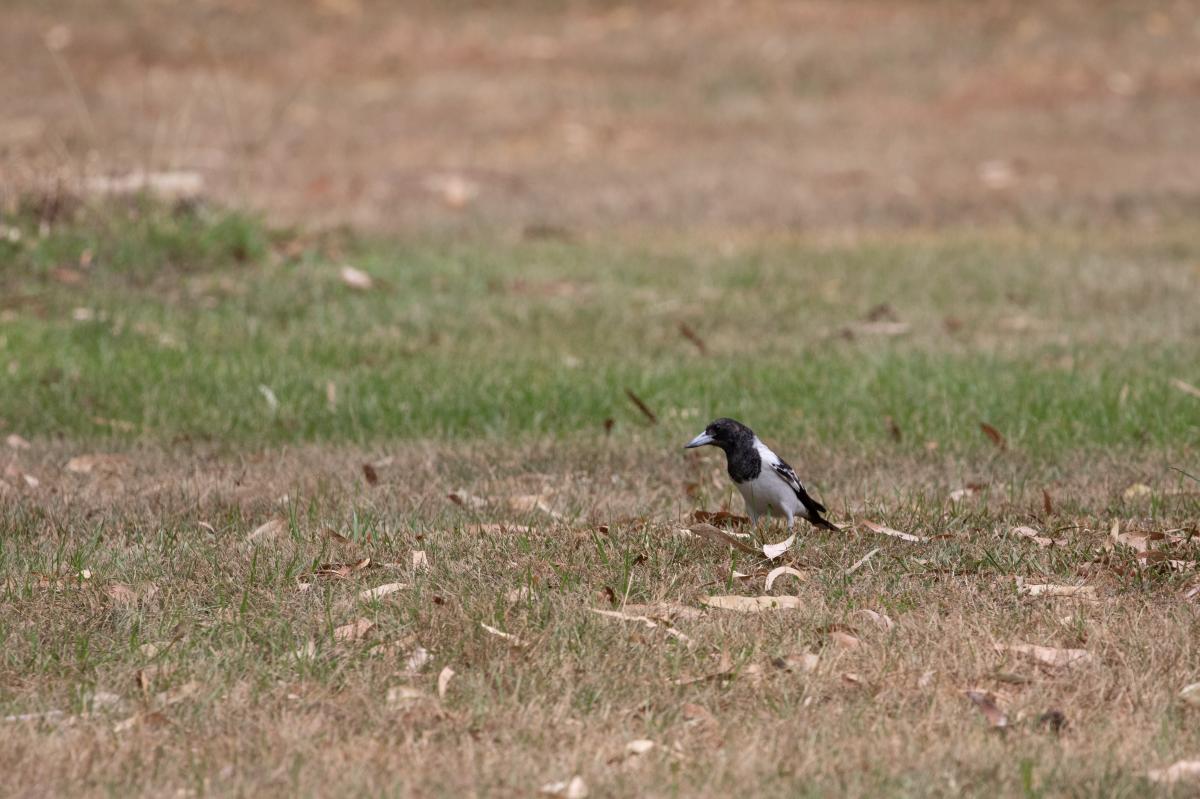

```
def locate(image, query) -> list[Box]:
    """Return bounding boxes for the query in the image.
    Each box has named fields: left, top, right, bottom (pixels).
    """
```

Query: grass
left=2, top=202, right=1198, bottom=456
left=2, top=202, right=1200, bottom=796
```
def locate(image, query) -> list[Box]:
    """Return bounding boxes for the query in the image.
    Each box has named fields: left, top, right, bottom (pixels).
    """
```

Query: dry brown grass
left=3, top=439, right=1200, bottom=796
left=4, top=0, right=1200, bottom=233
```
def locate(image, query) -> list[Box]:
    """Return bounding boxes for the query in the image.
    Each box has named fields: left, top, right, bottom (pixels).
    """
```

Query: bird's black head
left=683, top=417, right=755, bottom=452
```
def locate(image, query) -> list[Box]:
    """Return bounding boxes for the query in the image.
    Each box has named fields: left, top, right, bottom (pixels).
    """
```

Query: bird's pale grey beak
left=684, top=431, right=714, bottom=449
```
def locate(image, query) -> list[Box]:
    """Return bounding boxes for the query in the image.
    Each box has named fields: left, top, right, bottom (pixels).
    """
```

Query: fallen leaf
left=841, top=672, right=864, bottom=687
left=404, top=645, right=431, bottom=673
left=1179, top=682, right=1200, bottom=706
left=466, top=522, right=532, bottom=535
left=964, top=689, right=1008, bottom=728
left=358, top=582, right=407, bottom=601
left=21, top=473, right=39, bottom=488
left=505, top=586, right=533, bottom=602
left=861, top=520, right=927, bottom=543
left=995, top=643, right=1092, bottom=669
left=4, top=434, right=30, bottom=450
left=293, top=640, right=317, bottom=660
left=339, top=265, right=374, bottom=290
left=685, top=523, right=759, bottom=555
left=829, top=631, right=861, bottom=649
left=154, top=680, right=200, bottom=707
left=334, top=618, right=375, bottom=642
left=105, top=583, right=138, bottom=605
left=624, top=388, right=657, bottom=424
left=316, top=557, right=373, bottom=578
left=1171, top=378, right=1200, bottom=400
left=948, top=486, right=981, bottom=501
left=539, top=776, right=588, bottom=799
left=321, top=528, right=351, bottom=544
left=678, top=322, right=707, bottom=354
left=979, top=422, right=1007, bottom=449
left=843, top=547, right=881, bottom=576
left=1017, top=581, right=1096, bottom=599
left=362, top=463, right=379, bottom=485
left=448, top=491, right=487, bottom=509
left=411, top=550, right=429, bottom=571
left=257, top=384, right=279, bottom=413
left=1122, top=482, right=1152, bottom=500
left=917, top=670, right=936, bottom=689
left=509, top=494, right=562, bottom=519
left=246, top=517, right=287, bottom=543
left=386, top=686, right=425, bottom=708
left=1148, top=760, right=1200, bottom=785
left=65, top=454, right=125, bottom=474
left=437, top=666, right=455, bottom=699
left=762, top=534, right=795, bottom=560
left=772, top=652, right=820, bottom=673
left=854, top=609, right=895, bottom=630
left=701, top=595, right=801, bottom=612
left=624, top=738, right=656, bottom=759
left=590, top=608, right=692, bottom=644
left=764, top=566, right=806, bottom=592
left=481, top=623, right=524, bottom=646
left=1043, top=488, right=1054, bottom=515
left=1012, top=526, right=1067, bottom=548
left=691, top=510, right=752, bottom=528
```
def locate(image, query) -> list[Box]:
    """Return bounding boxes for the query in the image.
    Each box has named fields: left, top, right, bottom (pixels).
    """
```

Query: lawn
left=2, top=201, right=1200, bottom=796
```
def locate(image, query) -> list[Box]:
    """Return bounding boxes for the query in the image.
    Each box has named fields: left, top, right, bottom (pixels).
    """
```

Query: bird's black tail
left=810, top=512, right=841, bottom=532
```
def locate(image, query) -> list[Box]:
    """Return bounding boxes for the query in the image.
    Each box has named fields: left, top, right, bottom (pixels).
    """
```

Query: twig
left=843, top=547, right=881, bottom=577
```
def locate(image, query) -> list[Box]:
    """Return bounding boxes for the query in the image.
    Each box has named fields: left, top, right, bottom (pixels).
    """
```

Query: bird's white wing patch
left=755, top=439, right=804, bottom=495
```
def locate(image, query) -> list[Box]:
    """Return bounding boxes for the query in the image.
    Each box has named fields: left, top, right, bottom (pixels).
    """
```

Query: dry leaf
left=362, top=463, right=379, bottom=485
left=685, top=523, right=759, bottom=555
left=590, top=608, right=693, bottom=645
left=979, top=422, right=1007, bottom=449
left=841, top=672, right=864, bottom=687
left=509, top=494, right=562, bottom=519
left=764, top=566, right=806, bottom=592
left=854, top=609, right=895, bottom=630
left=624, top=739, right=655, bottom=759
left=155, top=680, right=199, bottom=707
left=321, top=528, right=351, bottom=545
left=1017, top=581, right=1096, bottom=599
left=830, top=631, right=861, bottom=649
left=293, top=640, right=317, bottom=660
left=995, top=643, right=1092, bottom=669
left=917, top=670, right=936, bottom=689
left=844, top=547, right=881, bottom=576
left=1012, top=526, right=1067, bottom=548
left=437, top=666, right=455, bottom=699
left=1148, top=760, right=1200, bottom=784
left=773, top=652, right=820, bottom=673
left=1171, top=378, right=1200, bottom=400
left=359, top=582, right=407, bottom=601
left=246, top=517, right=287, bottom=543
left=1179, top=682, right=1200, bottom=706
left=386, top=686, right=426, bottom=708
left=404, top=646, right=431, bottom=673
left=105, top=583, right=138, bottom=605
left=701, top=595, right=801, bottom=612
left=691, top=510, right=752, bottom=528
left=5, top=434, right=31, bottom=450
left=334, top=618, right=375, bottom=642
left=448, top=491, right=486, bottom=509
left=411, top=550, right=429, bottom=571
left=762, top=534, right=796, bottom=560
left=1122, top=482, right=1152, bottom=500
left=339, top=265, right=374, bottom=290
left=481, top=623, right=524, bottom=646
left=964, top=689, right=1008, bottom=728
left=624, top=388, right=657, bottom=424
left=467, top=522, right=532, bottom=535
left=861, top=520, right=927, bottom=543
left=65, top=454, right=125, bottom=474
left=539, top=776, right=588, bottom=799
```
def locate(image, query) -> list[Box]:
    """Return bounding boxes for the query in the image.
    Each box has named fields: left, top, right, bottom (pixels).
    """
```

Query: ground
left=3, top=1, right=1200, bottom=797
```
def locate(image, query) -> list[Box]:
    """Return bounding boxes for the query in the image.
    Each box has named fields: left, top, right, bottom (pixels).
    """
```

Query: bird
left=684, top=417, right=839, bottom=531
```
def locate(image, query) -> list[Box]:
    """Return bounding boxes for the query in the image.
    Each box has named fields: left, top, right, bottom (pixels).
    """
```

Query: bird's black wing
left=770, top=458, right=827, bottom=515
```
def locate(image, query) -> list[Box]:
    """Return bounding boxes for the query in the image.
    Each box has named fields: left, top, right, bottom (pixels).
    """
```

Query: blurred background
left=5, top=0, right=1199, bottom=235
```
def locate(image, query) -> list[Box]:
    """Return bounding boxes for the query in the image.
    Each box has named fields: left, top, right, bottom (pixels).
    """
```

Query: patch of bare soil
left=3, top=0, right=1199, bottom=233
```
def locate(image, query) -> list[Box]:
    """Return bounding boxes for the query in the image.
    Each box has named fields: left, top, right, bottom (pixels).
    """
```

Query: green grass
left=2, top=202, right=1198, bottom=456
